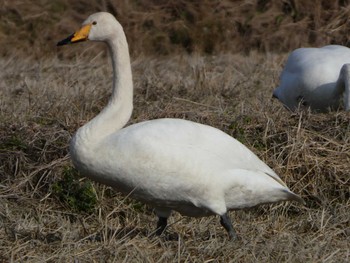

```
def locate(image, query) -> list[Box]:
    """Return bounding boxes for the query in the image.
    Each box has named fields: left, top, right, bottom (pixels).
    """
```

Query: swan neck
left=335, top=64, right=350, bottom=110
left=108, top=36, right=133, bottom=102
left=76, top=31, right=133, bottom=144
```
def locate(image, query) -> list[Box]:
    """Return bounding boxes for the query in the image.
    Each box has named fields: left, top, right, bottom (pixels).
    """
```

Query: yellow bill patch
left=71, top=24, right=92, bottom=43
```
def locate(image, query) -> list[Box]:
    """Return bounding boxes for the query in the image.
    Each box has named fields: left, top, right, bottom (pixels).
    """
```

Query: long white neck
left=335, top=64, right=350, bottom=111
left=76, top=30, right=133, bottom=144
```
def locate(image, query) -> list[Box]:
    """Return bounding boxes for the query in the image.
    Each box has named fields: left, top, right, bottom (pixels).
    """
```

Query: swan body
left=58, top=12, right=303, bottom=239
left=273, top=45, right=350, bottom=112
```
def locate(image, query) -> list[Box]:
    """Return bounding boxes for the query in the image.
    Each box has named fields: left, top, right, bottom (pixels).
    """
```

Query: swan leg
left=154, top=207, right=171, bottom=235
left=220, top=213, right=237, bottom=240
left=156, top=216, right=168, bottom=235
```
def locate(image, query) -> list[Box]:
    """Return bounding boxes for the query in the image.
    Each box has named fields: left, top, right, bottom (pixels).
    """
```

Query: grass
left=0, top=0, right=349, bottom=261
left=51, top=166, right=97, bottom=213
left=1, top=0, right=350, bottom=57
left=1, top=51, right=349, bottom=262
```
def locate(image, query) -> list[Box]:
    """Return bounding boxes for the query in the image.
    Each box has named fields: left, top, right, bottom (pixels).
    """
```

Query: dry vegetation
left=1, top=0, right=350, bottom=57
left=1, top=0, right=350, bottom=262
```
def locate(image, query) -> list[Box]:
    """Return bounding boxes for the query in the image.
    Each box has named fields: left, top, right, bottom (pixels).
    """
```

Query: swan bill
left=57, top=24, right=91, bottom=46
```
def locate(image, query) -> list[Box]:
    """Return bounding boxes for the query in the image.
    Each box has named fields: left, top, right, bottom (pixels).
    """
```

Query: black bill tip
left=57, top=34, right=74, bottom=46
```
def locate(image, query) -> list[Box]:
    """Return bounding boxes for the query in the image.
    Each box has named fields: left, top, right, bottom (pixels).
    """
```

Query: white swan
left=273, top=45, right=350, bottom=112
left=57, top=12, right=303, bottom=240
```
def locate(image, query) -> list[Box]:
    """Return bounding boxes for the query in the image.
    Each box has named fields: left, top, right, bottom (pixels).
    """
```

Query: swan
left=273, top=45, right=350, bottom=112
left=57, top=12, right=303, bottom=240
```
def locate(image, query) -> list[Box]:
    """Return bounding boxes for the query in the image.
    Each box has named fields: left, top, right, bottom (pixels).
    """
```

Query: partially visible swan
left=273, top=45, right=350, bottom=112
left=57, top=12, right=303, bottom=240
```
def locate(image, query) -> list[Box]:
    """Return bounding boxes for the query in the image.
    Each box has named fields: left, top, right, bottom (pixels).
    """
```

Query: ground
left=1, top=53, right=349, bottom=262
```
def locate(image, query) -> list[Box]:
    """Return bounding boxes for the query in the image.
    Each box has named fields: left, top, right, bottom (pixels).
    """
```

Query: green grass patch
left=52, top=166, right=97, bottom=213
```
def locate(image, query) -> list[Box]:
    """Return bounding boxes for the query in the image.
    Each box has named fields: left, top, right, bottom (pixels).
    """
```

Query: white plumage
left=273, top=45, right=350, bottom=112
left=57, top=12, right=303, bottom=239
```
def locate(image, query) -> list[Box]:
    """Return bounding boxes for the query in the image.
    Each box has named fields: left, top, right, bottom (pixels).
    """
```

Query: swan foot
left=220, top=213, right=237, bottom=240
left=156, top=216, right=168, bottom=236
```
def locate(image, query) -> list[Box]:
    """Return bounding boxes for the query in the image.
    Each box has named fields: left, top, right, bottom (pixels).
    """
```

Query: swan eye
left=92, top=21, right=97, bottom=25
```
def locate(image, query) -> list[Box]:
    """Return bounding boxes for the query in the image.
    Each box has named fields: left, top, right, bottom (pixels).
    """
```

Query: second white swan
left=57, top=12, right=303, bottom=240
left=273, top=45, right=350, bottom=112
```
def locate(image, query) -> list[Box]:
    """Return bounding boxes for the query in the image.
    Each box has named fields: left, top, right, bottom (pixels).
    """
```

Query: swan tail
left=264, top=172, right=305, bottom=205
left=282, top=189, right=305, bottom=205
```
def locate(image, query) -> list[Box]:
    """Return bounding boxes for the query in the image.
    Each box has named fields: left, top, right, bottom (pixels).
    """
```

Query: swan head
left=57, top=12, right=122, bottom=46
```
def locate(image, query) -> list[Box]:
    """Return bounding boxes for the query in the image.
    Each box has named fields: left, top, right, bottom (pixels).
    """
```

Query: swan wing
left=87, top=119, right=284, bottom=205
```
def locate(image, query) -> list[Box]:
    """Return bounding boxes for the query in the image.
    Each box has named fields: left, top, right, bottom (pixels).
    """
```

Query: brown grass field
left=1, top=1, right=349, bottom=262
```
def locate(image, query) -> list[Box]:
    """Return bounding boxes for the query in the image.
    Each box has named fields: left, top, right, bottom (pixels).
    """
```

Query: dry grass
left=1, top=0, right=350, bottom=57
left=1, top=0, right=350, bottom=262
left=1, top=50, right=349, bottom=262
